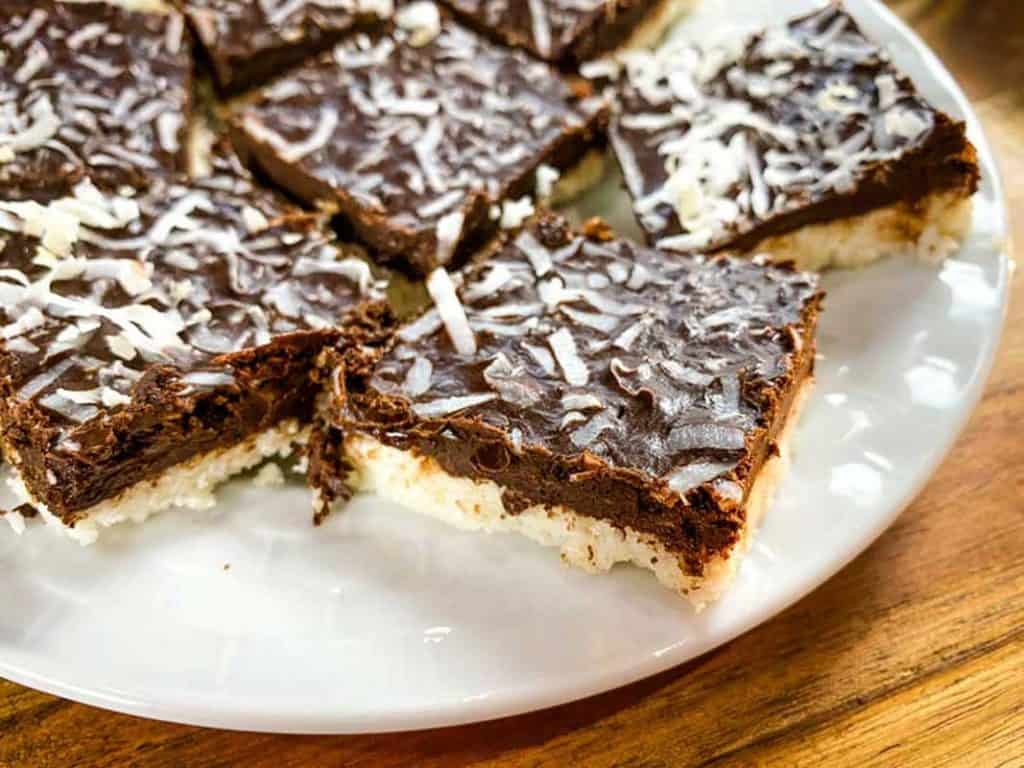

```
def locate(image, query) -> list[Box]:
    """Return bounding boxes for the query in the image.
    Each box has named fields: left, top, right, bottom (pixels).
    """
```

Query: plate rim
left=0, top=0, right=1013, bottom=734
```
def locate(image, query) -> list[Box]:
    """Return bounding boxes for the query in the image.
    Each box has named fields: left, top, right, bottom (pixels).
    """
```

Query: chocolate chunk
left=229, top=8, right=608, bottom=275
left=609, top=5, right=979, bottom=264
left=0, top=1, right=192, bottom=200
left=14, top=502, right=38, bottom=519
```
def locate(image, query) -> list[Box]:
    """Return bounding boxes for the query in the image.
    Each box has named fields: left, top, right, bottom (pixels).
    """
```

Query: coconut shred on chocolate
left=228, top=2, right=608, bottom=276
left=0, top=1, right=192, bottom=201
left=321, top=212, right=822, bottom=607
left=434, top=0, right=692, bottom=68
left=175, top=0, right=393, bottom=94
left=0, top=152, right=391, bottom=544
left=609, top=5, right=980, bottom=271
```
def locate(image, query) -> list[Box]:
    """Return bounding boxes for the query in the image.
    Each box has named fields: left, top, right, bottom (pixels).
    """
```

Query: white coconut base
left=345, top=380, right=812, bottom=610
left=753, top=191, right=974, bottom=272
left=4, top=420, right=309, bottom=545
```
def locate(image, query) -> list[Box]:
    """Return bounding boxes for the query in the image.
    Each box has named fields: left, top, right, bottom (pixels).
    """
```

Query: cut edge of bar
left=342, top=377, right=814, bottom=610
left=3, top=420, right=311, bottom=545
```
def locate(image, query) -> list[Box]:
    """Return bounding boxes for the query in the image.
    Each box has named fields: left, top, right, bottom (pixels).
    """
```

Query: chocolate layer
left=336, top=213, right=822, bottom=573
left=0, top=153, right=391, bottom=523
left=0, top=1, right=192, bottom=200
left=437, top=0, right=669, bottom=67
left=609, top=5, right=980, bottom=254
left=229, top=10, right=608, bottom=275
left=176, top=0, right=390, bottom=94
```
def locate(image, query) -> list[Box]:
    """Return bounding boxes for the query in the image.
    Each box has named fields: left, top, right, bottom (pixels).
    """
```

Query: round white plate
left=0, top=0, right=1011, bottom=734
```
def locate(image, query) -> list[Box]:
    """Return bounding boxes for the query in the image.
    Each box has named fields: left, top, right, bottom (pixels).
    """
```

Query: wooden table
left=3, top=2, right=1021, bottom=765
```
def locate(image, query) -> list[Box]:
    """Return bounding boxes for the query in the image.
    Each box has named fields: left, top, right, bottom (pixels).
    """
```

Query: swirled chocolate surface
left=341, top=213, right=821, bottom=569
left=610, top=5, right=979, bottom=254
left=437, top=0, right=667, bottom=66
left=230, top=9, right=607, bottom=274
left=177, top=0, right=391, bottom=93
left=0, top=1, right=191, bottom=200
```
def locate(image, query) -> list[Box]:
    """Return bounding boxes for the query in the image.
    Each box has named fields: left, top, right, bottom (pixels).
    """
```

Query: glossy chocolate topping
left=341, top=213, right=821, bottom=566
left=0, top=152, right=389, bottom=519
left=0, top=1, right=192, bottom=200
left=610, top=5, right=979, bottom=253
left=178, top=0, right=391, bottom=92
left=437, top=0, right=664, bottom=66
left=230, top=7, right=607, bottom=274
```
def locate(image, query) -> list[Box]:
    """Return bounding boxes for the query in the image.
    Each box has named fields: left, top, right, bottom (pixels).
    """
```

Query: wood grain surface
left=2, top=2, right=1022, bottom=766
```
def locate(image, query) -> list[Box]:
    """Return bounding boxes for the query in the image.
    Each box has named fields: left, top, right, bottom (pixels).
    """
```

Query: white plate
left=0, top=0, right=1011, bottom=734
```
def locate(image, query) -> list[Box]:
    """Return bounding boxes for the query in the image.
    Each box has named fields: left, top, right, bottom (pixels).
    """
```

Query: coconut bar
left=609, top=5, right=980, bottom=271
left=435, top=0, right=688, bottom=66
left=435, top=0, right=694, bottom=69
left=175, top=0, right=392, bottom=94
left=0, top=0, right=192, bottom=201
left=229, top=3, right=608, bottom=276
left=0, top=153, right=391, bottom=544
left=319, top=213, right=822, bottom=607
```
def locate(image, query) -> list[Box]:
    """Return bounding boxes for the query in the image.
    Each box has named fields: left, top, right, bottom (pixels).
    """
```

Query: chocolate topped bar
left=0, top=152, right=390, bottom=539
left=177, top=0, right=392, bottom=94
left=436, top=0, right=683, bottom=68
left=328, top=213, right=821, bottom=603
left=230, top=4, right=608, bottom=275
left=0, top=1, right=192, bottom=200
left=610, top=5, right=979, bottom=269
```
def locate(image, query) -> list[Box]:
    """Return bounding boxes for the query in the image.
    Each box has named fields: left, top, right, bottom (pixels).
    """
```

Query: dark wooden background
left=2, top=1, right=1022, bottom=765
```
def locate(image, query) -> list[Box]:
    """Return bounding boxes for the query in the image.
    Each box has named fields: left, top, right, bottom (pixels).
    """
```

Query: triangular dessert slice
left=315, top=213, right=821, bottom=607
